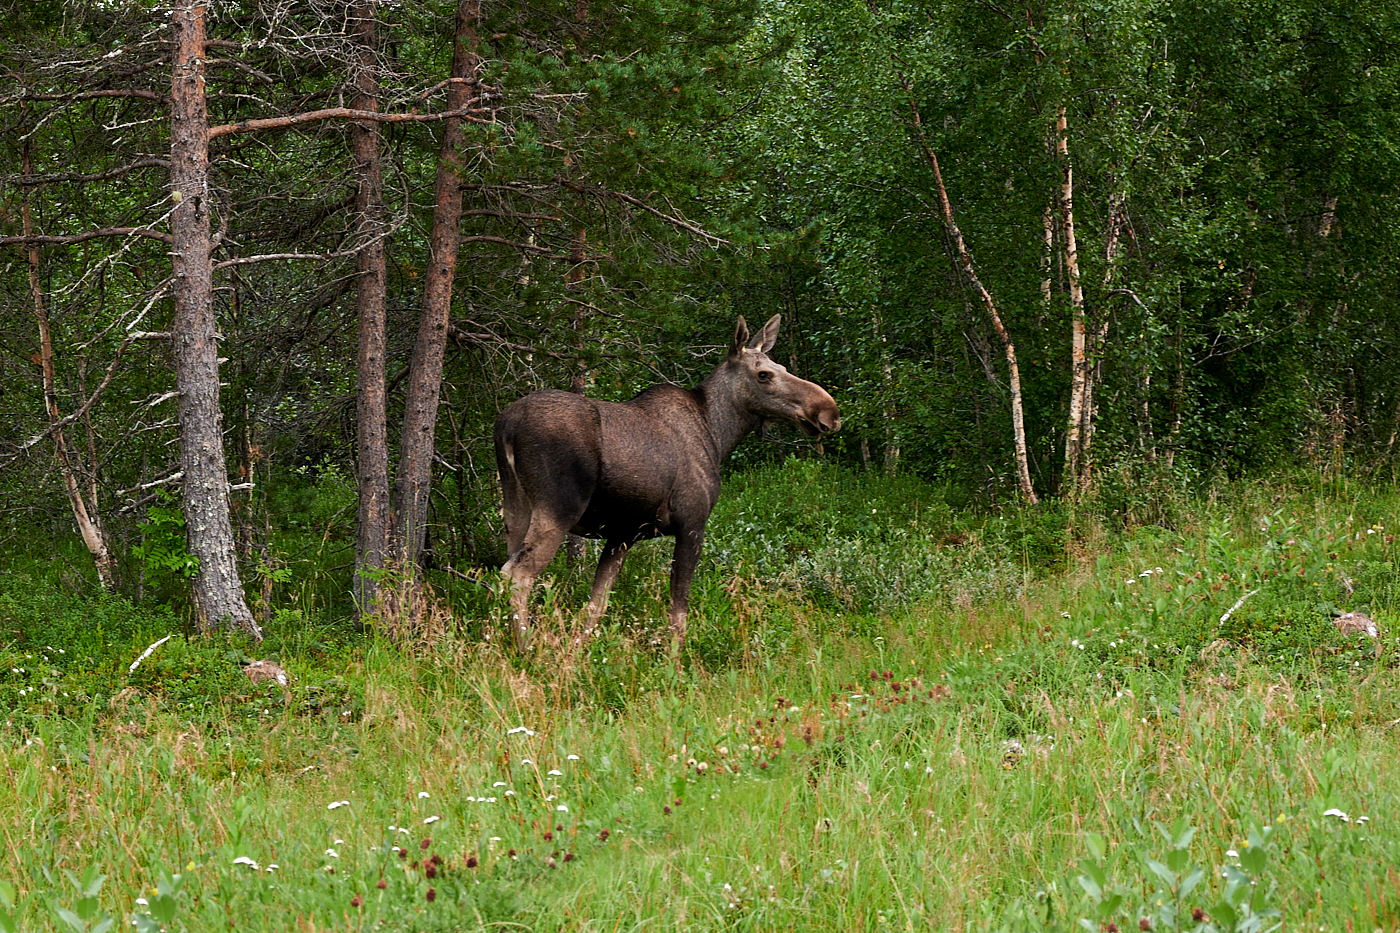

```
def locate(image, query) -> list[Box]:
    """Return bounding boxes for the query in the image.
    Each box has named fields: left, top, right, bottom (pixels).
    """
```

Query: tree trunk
left=1080, top=191, right=1127, bottom=479
left=1057, top=108, right=1088, bottom=497
left=350, top=0, right=392, bottom=617
left=565, top=227, right=588, bottom=566
left=903, top=78, right=1036, bottom=504
left=170, top=1, right=261, bottom=639
left=871, top=308, right=899, bottom=475
left=1040, top=203, right=1055, bottom=309
left=389, top=0, right=481, bottom=569
left=24, top=143, right=115, bottom=591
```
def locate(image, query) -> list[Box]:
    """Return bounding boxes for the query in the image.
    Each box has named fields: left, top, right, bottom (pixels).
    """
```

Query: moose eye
left=756, top=370, right=773, bottom=382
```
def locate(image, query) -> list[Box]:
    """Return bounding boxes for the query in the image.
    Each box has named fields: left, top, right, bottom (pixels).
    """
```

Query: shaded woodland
left=3, top=0, right=1399, bottom=629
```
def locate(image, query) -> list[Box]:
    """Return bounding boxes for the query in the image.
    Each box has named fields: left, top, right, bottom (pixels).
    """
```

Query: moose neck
left=698, top=368, right=763, bottom=462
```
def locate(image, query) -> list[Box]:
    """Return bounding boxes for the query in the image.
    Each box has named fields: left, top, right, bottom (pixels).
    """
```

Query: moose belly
left=570, top=473, right=683, bottom=542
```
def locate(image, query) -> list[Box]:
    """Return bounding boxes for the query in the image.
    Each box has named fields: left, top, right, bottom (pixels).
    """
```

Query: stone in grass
left=1333, top=612, right=1377, bottom=639
left=244, top=659, right=290, bottom=686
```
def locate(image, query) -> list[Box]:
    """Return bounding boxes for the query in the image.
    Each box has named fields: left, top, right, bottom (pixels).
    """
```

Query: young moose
left=494, top=314, right=840, bottom=652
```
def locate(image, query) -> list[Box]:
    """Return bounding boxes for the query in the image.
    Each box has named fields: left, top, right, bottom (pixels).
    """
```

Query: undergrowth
left=0, top=462, right=1397, bottom=931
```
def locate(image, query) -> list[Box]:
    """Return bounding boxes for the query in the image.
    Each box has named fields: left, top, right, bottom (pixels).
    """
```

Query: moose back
left=494, top=314, right=840, bottom=651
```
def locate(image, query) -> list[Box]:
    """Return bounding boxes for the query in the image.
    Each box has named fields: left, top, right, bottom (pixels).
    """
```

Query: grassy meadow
left=1, top=462, right=1398, bottom=932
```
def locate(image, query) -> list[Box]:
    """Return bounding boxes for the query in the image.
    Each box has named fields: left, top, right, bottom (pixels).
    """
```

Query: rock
left=1333, top=611, right=1377, bottom=639
left=244, top=659, right=290, bottom=686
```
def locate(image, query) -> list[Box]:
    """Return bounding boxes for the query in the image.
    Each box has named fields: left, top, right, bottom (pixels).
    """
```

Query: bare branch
left=213, top=250, right=356, bottom=269
left=14, top=88, right=167, bottom=103
left=5, top=157, right=171, bottom=186
left=0, top=227, right=173, bottom=247
left=563, top=181, right=729, bottom=246
left=209, top=105, right=494, bottom=139
left=4, top=332, right=161, bottom=465
left=459, top=235, right=550, bottom=251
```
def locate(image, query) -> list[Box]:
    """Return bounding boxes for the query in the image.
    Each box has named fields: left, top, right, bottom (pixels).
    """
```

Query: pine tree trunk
left=170, top=1, right=260, bottom=638
left=390, top=0, right=480, bottom=568
left=350, top=0, right=391, bottom=617
left=565, top=227, right=588, bottom=566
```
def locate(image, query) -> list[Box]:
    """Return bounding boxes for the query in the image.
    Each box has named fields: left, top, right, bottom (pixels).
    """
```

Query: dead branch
left=214, top=250, right=357, bottom=270
left=14, top=89, right=167, bottom=103
left=0, top=227, right=173, bottom=247
left=5, top=157, right=171, bottom=186
left=209, top=105, right=494, bottom=139
left=562, top=181, right=729, bottom=246
left=5, top=332, right=168, bottom=465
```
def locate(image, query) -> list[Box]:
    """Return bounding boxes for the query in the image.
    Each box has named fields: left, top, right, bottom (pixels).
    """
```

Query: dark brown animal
left=494, top=314, right=840, bottom=651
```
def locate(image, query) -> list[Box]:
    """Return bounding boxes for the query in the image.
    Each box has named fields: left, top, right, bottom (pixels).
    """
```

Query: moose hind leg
left=580, top=540, right=631, bottom=642
left=500, top=518, right=570, bottom=652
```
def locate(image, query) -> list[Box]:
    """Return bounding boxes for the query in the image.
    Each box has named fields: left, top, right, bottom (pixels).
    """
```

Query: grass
left=1, top=463, right=1398, bottom=931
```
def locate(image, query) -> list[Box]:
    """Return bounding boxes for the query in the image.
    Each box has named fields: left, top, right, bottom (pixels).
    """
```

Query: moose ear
left=729, top=316, right=750, bottom=359
left=747, top=314, right=781, bottom=353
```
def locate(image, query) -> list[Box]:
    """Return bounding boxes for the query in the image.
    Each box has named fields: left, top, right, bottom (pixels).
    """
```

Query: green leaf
left=1084, top=832, right=1108, bottom=860
left=1179, top=868, right=1205, bottom=900
left=1075, top=873, right=1103, bottom=902
left=1146, top=858, right=1177, bottom=890
left=149, top=894, right=178, bottom=925
left=1239, top=845, right=1267, bottom=875
left=53, top=905, right=88, bottom=933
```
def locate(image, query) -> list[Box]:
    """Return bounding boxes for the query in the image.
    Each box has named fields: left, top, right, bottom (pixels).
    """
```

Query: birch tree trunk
left=351, top=0, right=392, bottom=618
left=1057, top=108, right=1088, bottom=496
left=24, top=144, right=115, bottom=591
left=1080, top=192, right=1127, bottom=477
left=389, top=0, right=481, bottom=569
left=170, top=0, right=261, bottom=638
left=902, top=80, right=1037, bottom=504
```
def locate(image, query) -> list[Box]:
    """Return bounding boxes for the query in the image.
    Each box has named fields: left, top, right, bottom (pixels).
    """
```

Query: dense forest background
left=3, top=0, right=1399, bottom=629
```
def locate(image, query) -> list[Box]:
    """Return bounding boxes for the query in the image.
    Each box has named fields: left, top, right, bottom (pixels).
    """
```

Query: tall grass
left=0, top=462, right=1397, bottom=931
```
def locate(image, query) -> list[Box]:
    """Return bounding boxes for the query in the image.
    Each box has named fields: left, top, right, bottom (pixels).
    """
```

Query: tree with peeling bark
left=169, top=0, right=261, bottom=638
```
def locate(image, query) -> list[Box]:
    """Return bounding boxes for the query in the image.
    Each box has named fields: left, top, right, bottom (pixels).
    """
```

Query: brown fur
left=494, top=315, right=840, bottom=651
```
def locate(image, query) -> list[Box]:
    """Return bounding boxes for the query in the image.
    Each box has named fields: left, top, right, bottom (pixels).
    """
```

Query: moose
left=494, top=314, right=841, bottom=652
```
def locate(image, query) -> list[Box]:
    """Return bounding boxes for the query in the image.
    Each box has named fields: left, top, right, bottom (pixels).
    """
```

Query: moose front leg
left=667, top=527, right=705, bottom=650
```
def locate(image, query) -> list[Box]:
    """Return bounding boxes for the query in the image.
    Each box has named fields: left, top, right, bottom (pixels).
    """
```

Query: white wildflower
left=424, top=815, right=441, bottom=824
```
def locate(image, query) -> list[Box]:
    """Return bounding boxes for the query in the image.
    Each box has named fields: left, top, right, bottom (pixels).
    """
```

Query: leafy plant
left=52, top=865, right=115, bottom=933
left=131, top=492, right=199, bottom=583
